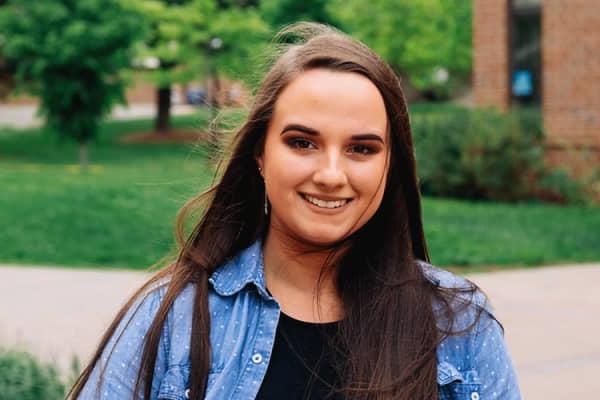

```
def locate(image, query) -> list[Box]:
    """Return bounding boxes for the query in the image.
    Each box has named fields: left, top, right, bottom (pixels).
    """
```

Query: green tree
left=130, top=0, right=269, bottom=132
left=185, top=0, right=269, bottom=112
left=0, top=0, right=13, bottom=99
left=128, top=0, right=194, bottom=133
left=259, top=0, right=339, bottom=29
left=330, top=0, right=472, bottom=98
left=0, top=0, right=143, bottom=168
left=0, top=56, right=15, bottom=100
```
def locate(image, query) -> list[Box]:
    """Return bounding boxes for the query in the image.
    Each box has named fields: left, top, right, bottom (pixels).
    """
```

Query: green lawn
left=1, top=111, right=599, bottom=270
left=0, top=113, right=215, bottom=269
left=423, top=198, right=599, bottom=272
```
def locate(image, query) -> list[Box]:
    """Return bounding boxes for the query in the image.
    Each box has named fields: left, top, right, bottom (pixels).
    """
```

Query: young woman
left=70, top=23, right=521, bottom=400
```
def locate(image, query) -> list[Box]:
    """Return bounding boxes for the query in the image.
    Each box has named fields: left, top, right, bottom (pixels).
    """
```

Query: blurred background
left=0, top=0, right=598, bottom=399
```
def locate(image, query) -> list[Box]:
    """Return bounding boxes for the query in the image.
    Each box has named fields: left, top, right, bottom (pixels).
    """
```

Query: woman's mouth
left=301, top=193, right=352, bottom=209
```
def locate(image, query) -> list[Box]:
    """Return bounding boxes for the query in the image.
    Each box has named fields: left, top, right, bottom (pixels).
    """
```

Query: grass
left=1, top=108, right=599, bottom=270
left=423, top=197, right=600, bottom=272
left=0, top=112, right=215, bottom=269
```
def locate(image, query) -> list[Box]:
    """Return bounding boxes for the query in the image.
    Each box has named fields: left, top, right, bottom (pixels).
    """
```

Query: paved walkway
left=468, top=264, right=600, bottom=399
left=0, top=103, right=197, bottom=128
left=0, top=263, right=598, bottom=398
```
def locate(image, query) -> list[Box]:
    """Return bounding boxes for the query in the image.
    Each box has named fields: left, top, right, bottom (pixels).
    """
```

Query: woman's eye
left=349, top=144, right=376, bottom=155
left=287, top=138, right=315, bottom=149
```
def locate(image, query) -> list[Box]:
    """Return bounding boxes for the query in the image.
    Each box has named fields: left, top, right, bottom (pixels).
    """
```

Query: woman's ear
left=256, top=157, right=264, bottom=178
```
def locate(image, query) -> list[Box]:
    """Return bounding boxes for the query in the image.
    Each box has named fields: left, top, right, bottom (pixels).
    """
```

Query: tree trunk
left=155, top=86, right=171, bottom=133
left=79, top=141, right=89, bottom=171
left=210, top=70, right=220, bottom=120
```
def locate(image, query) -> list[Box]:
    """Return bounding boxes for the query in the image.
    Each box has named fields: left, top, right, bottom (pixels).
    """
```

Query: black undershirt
left=255, top=312, right=345, bottom=400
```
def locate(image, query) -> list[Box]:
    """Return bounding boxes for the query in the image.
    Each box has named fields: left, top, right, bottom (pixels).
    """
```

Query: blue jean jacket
left=79, top=240, right=521, bottom=399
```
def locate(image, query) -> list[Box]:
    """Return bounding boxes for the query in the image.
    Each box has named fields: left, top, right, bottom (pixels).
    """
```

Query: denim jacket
left=80, top=240, right=521, bottom=399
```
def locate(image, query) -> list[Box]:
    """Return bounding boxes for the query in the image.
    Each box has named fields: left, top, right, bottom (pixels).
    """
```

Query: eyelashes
left=348, top=144, right=378, bottom=155
left=287, top=137, right=315, bottom=150
left=285, top=137, right=380, bottom=155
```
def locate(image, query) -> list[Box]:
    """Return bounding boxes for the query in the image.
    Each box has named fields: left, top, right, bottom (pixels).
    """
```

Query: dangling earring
left=264, top=191, right=269, bottom=215
left=258, top=166, right=268, bottom=215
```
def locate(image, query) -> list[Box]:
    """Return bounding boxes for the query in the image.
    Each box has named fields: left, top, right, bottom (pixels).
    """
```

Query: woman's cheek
left=350, top=159, right=387, bottom=190
left=279, top=152, right=315, bottom=178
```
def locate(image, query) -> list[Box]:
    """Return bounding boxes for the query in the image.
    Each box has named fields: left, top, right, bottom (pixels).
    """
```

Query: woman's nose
left=312, top=154, right=348, bottom=188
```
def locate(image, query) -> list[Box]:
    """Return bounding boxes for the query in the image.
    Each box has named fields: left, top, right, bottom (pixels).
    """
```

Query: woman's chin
left=268, top=217, right=356, bottom=248
left=295, top=228, right=354, bottom=248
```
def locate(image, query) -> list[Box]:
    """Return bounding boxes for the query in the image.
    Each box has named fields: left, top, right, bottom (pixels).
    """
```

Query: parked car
left=186, top=88, right=207, bottom=106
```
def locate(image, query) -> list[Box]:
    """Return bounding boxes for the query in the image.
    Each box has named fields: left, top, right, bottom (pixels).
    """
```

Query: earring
left=258, top=166, right=268, bottom=215
left=264, top=191, right=269, bottom=215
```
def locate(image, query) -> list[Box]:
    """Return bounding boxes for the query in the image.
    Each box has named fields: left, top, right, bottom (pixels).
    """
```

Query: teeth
left=304, top=195, right=348, bottom=209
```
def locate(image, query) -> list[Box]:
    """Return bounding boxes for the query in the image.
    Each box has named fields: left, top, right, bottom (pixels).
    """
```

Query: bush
left=0, top=349, right=65, bottom=400
left=536, top=168, right=588, bottom=204
left=411, top=106, right=551, bottom=202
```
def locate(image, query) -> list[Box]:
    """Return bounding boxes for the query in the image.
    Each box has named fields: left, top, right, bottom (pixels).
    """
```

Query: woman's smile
left=300, top=192, right=354, bottom=212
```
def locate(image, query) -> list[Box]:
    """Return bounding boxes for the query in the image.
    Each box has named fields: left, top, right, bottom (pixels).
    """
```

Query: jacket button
left=470, top=392, right=479, bottom=400
left=251, top=353, right=263, bottom=364
left=185, top=388, right=190, bottom=399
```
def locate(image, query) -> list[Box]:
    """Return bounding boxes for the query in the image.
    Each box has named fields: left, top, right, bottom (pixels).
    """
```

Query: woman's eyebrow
left=281, top=123, right=319, bottom=136
left=351, top=133, right=385, bottom=143
left=281, top=123, right=385, bottom=143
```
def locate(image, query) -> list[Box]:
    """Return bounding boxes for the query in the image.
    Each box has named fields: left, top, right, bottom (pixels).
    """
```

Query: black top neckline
left=265, top=286, right=342, bottom=327
left=279, top=311, right=341, bottom=328
left=255, top=303, right=344, bottom=400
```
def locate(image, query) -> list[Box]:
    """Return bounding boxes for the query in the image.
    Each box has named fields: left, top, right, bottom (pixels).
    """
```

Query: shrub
left=0, top=349, right=65, bottom=400
left=411, top=106, right=551, bottom=202
left=536, top=168, right=588, bottom=204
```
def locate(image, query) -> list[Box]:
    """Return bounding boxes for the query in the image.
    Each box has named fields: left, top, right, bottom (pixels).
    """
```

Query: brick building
left=473, top=0, right=600, bottom=175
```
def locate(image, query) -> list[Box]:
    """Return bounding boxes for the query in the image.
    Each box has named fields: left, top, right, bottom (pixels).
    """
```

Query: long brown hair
left=69, top=23, right=479, bottom=400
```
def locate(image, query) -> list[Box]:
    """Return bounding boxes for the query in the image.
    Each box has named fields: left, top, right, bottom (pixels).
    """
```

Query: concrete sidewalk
left=0, top=103, right=197, bottom=129
left=468, top=264, right=600, bottom=399
left=0, top=263, right=598, bottom=398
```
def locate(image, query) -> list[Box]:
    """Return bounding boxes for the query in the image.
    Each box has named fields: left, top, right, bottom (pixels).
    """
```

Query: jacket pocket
left=437, top=361, right=481, bottom=400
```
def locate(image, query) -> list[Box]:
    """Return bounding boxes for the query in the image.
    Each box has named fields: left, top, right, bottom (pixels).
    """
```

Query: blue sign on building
left=512, top=70, right=533, bottom=97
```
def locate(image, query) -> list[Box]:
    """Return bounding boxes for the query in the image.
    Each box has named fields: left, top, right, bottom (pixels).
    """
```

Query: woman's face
left=257, top=68, right=390, bottom=246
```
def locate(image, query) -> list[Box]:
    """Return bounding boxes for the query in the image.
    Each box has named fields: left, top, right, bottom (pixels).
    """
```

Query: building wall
left=125, top=77, right=156, bottom=104
left=542, top=0, right=600, bottom=149
left=473, top=0, right=511, bottom=110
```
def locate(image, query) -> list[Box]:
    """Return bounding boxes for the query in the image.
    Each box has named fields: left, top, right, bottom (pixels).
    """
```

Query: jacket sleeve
left=77, top=285, right=170, bottom=399
left=471, top=310, right=522, bottom=400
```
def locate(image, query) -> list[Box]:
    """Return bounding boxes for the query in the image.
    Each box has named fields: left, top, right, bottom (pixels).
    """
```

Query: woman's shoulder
left=417, top=259, right=492, bottom=317
left=417, top=259, right=501, bottom=346
left=419, top=261, right=521, bottom=399
left=416, top=259, right=477, bottom=293
left=77, top=273, right=203, bottom=399
left=91, top=275, right=197, bottom=370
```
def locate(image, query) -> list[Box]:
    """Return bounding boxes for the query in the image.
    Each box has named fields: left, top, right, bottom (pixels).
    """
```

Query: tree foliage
left=329, top=0, right=472, bottom=98
left=128, top=0, right=269, bottom=131
left=127, top=0, right=196, bottom=88
left=188, top=0, right=270, bottom=82
left=0, top=0, right=143, bottom=166
left=126, top=0, right=196, bottom=131
left=259, top=0, right=339, bottom=29
left=129, top=0, right=270, bottom=82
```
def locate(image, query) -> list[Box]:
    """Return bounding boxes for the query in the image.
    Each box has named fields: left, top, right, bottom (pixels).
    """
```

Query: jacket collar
left=208, top=242, right=475, bottom=308
left=208, top=239, right=272, bottom=300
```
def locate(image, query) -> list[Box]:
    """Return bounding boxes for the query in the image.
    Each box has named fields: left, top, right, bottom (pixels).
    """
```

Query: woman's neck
left=262, top=230, right=346, bottom=323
